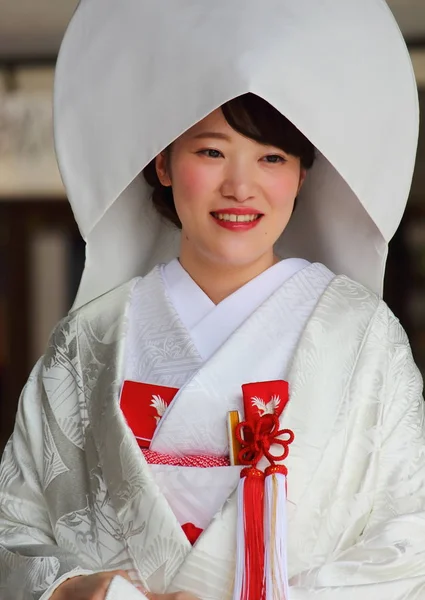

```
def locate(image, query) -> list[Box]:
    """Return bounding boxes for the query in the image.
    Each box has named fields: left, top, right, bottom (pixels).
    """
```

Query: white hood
left=54, top=0, right=419, bottom=309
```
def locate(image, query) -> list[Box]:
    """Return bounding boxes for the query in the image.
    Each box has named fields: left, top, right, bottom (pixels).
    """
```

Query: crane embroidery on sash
left=150, top=394, right=168, bottom=424
left=251, top=394, right=281, bottom=416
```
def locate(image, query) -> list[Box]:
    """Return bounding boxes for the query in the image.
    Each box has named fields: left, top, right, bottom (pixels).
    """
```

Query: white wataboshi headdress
left=54, top=1, right=418, bottom=311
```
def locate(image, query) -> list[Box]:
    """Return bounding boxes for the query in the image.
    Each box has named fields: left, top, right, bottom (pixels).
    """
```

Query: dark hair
left=143, top=93, right=316, bottom=229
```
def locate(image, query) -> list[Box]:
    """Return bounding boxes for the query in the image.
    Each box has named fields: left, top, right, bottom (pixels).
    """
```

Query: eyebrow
left=191, top=132, right=231, bottom=141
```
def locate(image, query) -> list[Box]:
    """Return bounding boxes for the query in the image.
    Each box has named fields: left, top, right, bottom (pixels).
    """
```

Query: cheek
left=174, top=162, right=216, bottom=203
left=267, top=172, right=300, bottom=210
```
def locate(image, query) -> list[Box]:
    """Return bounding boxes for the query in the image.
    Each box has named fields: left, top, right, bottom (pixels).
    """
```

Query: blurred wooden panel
left=0, top=200, right=83, bottom=451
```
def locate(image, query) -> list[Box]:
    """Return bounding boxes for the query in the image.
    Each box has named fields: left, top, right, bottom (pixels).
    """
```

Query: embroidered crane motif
left=150, top=394, right=168, bottom=423
left=251, top=394, right=281, bottom=416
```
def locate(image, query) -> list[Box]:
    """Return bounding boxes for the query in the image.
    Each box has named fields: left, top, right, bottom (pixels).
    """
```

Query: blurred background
left=0, top=0, right=425, bottom=450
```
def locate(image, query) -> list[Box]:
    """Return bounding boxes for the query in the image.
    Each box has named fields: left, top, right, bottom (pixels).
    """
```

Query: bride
left=0, top=1, right=423, bottom=599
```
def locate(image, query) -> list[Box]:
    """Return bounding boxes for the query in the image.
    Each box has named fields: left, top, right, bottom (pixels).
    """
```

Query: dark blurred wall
left=385, top=90, right=425, bottom=372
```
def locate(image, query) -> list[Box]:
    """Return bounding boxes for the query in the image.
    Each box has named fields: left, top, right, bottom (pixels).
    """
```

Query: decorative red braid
left=236, top=413, right=294, bottom=467
left=142, top=448, right=229, bottom=467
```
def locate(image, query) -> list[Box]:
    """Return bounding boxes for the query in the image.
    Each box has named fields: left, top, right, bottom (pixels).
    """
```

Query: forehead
left=181, top=107, right=232, bottom=138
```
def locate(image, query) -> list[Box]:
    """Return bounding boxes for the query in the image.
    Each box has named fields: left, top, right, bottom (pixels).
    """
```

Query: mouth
left=210, top=211, right=263, bottom=223
left=210, top=211, right=264, bottom=231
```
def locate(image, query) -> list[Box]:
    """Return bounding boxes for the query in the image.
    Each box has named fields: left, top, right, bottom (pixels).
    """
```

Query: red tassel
left=232, top=381, right=294, bottom=600
left=241, top=467, right=266, bottom=600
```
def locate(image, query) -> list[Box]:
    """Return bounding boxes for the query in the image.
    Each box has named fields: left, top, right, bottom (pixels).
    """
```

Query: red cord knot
left=265, top=464, right=288, bottom=477
left=241, top=466, right=266, bottom=480
left=236, top=413, right=295, bottom=467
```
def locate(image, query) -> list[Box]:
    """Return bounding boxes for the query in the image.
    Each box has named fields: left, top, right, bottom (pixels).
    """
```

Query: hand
left=51, top=570, right=141, bottom=600
left=51, top=570, right=200, bottom=600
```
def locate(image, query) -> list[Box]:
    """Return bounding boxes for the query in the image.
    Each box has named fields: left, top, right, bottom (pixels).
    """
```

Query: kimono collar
left=161, top=257, right=310, bottom=332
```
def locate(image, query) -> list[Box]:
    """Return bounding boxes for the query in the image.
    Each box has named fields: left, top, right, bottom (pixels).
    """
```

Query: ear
left=297, top=167, right=307, bottom=195
left=155, top=152, right=172, bottom=187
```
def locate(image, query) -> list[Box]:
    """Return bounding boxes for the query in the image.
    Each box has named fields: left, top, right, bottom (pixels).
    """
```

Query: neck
left=179, top=249, right=278, bottom=305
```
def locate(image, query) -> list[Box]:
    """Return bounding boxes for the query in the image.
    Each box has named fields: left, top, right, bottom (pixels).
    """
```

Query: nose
left=219, top=161, right=256, bottom=203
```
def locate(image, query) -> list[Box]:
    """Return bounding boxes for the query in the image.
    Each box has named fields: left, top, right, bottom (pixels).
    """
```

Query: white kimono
left=3, top=1, right=422, bottom=599
left=0, top=261, right=424, bottom=600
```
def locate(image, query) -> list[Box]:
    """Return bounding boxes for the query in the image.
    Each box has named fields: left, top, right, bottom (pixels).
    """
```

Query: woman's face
left=155, top=108, right=306, bottom=270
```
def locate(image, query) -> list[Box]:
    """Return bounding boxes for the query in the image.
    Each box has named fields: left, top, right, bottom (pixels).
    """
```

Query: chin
left=210, top=248, right=268, bottom=269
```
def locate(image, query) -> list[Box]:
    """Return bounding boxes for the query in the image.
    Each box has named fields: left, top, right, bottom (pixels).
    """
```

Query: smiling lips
left=210, top=209, right=264, bottom=231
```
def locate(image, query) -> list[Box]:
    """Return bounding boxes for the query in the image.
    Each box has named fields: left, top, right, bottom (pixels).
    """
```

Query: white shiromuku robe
left=0, top=262, right=425, bottom=600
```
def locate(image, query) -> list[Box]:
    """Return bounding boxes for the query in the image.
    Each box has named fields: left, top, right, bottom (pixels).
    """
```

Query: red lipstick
left=210, top=208, right=264, bottom=231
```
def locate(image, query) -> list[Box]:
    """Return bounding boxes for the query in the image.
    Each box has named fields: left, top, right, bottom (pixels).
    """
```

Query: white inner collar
left=161, top=257, right=310, bottom=359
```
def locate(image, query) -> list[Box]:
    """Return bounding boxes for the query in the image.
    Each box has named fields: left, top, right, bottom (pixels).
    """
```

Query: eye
left=262, top=154, right=287, bottom=164
left=197, top=149, right=223, bottom=158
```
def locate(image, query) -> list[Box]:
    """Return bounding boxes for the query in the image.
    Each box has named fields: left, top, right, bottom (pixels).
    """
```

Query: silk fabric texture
left=1, top=266, right=425, bottom=599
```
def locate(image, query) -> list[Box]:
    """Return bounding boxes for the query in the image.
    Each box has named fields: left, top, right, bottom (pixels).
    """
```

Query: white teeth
left=213, top=213, right=260, bottom=222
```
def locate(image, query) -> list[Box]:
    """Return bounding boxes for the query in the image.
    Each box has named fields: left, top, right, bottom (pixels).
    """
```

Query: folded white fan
left=105, top=576, right=148, bottom=600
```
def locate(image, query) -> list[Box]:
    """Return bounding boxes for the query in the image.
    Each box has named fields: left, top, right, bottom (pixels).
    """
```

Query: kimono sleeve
left=0, top=319, right=94, bottom=600
left=289, top=317, right=425, bottom=600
